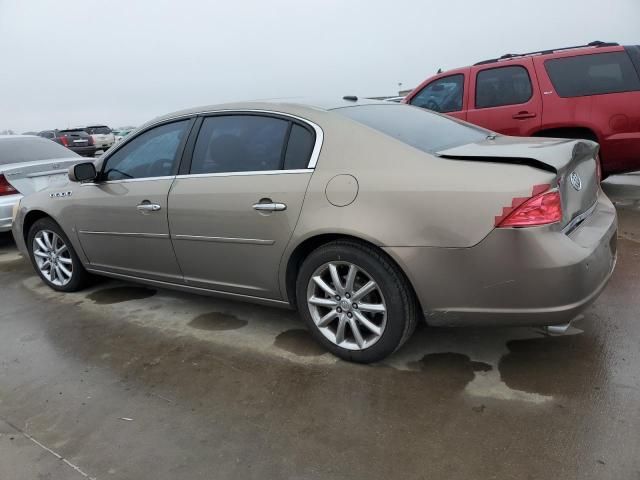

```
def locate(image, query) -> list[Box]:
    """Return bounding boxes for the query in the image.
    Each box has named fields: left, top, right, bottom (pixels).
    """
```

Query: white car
left=0, top=135, right=83, bottom=232
left=84, top=125, right=115, bottom=151
left=113, top=127, right=135, bottom=143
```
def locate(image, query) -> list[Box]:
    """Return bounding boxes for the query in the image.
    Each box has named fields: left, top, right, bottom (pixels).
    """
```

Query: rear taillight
left=88, top=136, right=94, bottom=146
left=60, top=136, right=69, bottom=147
left=0, top=174, right=18, bottom=196
left=496, top=189, right=562, bottom=228
left=595, top=154, right=602, bottom=182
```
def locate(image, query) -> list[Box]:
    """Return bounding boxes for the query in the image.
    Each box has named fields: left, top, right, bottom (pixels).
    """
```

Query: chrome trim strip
left=172, top=234, right=274, bottom=245
left=84, top=267, right=291, bottom=308
left=175, top=169, right=312, bottom=179
left=80, top=175, right=175, bottom=186
left=563, top=202, right=598, bottom=235
left=79, top=230, right=169, bottom=239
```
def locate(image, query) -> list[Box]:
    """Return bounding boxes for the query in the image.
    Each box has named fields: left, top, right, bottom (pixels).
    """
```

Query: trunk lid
left=0, top=157, right=82, bottom=195
left=438, top=136, right=600, bottom=229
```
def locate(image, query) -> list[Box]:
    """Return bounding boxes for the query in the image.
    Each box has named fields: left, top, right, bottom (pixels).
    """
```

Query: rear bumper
left=384, top=190, right=618, bottom=327
left=69, top=145, right=97, bottom=157
left=0, top=194, right=22, bottom=233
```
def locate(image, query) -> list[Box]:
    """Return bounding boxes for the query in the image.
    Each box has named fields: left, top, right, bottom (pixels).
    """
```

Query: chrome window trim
left=80, top=175, right=176, bottom=186
left=175, top=169, right=312, bottom=179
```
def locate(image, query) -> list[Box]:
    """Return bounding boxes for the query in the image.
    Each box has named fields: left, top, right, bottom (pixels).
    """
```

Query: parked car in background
left=38, top=129, right=97, bottom=157
left=405, top=41, right=640, bottom=176
left=13, top=99, right=616, bottom=363
left=0, top=135, right=82, bottom=232
left=84, top=125, right=115, bottom=151
left=113, top=127, right=135, bottom=143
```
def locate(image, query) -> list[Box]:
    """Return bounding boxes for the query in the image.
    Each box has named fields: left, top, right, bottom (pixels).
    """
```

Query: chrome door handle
left=252, top=202, right=287, bottom=212
left=137, top=203, right=161, bottom=212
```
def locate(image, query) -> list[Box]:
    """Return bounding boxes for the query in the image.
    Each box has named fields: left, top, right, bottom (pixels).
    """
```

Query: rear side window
left=409, top=74, right=464, bottom=113
left=475, top=66, right=532, bottom=108
left=545, top=52, right=640, bottom=97
left=334, top=104, right=487, bottom=153
left=191, top=115, right=289, bottom=174
left=86, top=126, right=112, bottom=135
left=284, top=124, right=315, bottom=169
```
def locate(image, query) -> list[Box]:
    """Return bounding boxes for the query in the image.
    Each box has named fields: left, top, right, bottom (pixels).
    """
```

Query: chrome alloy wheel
left=306, top=262, right=387, bottom=350
left=32, top=230, right=73, bottom=287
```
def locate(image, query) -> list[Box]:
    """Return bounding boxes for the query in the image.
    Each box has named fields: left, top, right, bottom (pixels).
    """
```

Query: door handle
left=252, top=202, right=287, bottom=212
left=136, top=203, right=161, bottom=212
left=512, top=111, right=537, bottom=119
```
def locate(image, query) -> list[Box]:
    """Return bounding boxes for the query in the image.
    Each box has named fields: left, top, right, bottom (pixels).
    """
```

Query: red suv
left=404, top=41, right=640, bottom=176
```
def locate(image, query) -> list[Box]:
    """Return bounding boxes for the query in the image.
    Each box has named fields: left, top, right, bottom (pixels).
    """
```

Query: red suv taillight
left=0, top=174, right=18, bottom=196
left=60, top=136, right=69, bottom=147
left=87, top=136, right=94, bottom=146
left=496, top=189, right=562, bottom=228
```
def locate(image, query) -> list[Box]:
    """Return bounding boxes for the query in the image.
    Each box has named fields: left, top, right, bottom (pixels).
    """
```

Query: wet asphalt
left=0, top=176, right=639, bottom=480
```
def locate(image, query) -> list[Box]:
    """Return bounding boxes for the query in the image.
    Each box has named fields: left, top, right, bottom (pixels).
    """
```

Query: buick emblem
left=569, top=172, right=582, bottom=191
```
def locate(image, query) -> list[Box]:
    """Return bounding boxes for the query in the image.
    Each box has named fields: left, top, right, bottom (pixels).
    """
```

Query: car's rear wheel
left=296, top=240, right=417, bottom=363
left=27, top=218, right=91, bottom=292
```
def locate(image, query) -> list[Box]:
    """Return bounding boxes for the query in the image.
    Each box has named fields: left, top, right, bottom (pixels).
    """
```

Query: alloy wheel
left=32, top=230, right=74, bottom=287
left=306, top=261, right=387, bottom=350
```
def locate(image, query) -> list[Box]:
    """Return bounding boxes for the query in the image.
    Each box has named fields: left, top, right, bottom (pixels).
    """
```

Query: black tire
left=295, top=240, right=418, bottom=363
left=27, top=217, right=92, bottom=292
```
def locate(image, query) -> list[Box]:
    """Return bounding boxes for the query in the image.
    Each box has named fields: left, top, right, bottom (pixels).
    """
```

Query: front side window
left=475, top=65, right=533, bottom=108
left=545, top=52, right=640, bottom=97
left=102, top=120, right=188, bottom=181
left=190, top=115, right=289, bottom=174
left=409, top=74, right=464, bottom=113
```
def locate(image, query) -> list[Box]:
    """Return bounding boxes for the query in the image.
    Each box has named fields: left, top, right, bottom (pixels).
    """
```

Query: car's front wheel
left=27, top=218, right=91, bottom=292
left=296, top=240, right=417, bottom=363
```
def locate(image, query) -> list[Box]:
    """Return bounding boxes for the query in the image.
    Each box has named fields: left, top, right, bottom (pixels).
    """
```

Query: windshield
left=333, top=104, right=489, bottom=153
left=0, top=137, right=79, bottom=165
left=87, top=126, right=112, bottom=134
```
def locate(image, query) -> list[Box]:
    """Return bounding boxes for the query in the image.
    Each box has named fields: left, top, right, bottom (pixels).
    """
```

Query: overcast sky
left=1, top=0, right=638, bottom=133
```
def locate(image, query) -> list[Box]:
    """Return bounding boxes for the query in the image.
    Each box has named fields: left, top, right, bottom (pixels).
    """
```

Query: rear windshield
left=545, top=51, right=640, bottom=97
left=60, top=129, right=89, bottom=137
left=333, top=104, right=488, bottom=153
left=0, top=137, right=79, bottom=165
left=86, top=126, right=111, bottom=134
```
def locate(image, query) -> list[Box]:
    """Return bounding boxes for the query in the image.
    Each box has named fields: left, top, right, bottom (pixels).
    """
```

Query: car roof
left=152, top=97, right=389, bottom=124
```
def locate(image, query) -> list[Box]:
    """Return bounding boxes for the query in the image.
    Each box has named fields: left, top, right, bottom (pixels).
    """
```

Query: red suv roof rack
left=473, top=41, right=619, bottom=66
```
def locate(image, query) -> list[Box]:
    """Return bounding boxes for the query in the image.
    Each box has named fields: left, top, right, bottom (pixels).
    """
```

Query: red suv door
left=405, top=68, right=469, bottom=121
left=466, top=59, right=542, bottom=136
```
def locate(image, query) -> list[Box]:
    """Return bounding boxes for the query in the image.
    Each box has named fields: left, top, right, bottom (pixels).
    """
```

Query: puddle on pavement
left=274, top=329, right=326, bottom=356
left=498, top=333, right=599, bottom=396
left=408, top=352, right=492, bottom=390
left=188, top=312, right=248, bottom=331
left=0, top=257, right=30, bottom=273
left=87, top=286, right=157, bottom=305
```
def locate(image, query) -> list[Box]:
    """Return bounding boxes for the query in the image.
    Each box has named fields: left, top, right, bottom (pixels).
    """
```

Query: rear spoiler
left=437, top=154, right=557, bottom=174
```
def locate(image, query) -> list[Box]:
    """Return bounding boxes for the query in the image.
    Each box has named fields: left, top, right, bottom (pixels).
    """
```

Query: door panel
left=168, top=172, right=311, bottom=298
left=74, top=179, right=182, bottom=282
left=467, top=59, right=542, bottom=136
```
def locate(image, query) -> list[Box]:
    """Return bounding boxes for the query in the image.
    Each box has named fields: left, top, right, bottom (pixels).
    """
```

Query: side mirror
left=68, top=162, right=97, bottom=182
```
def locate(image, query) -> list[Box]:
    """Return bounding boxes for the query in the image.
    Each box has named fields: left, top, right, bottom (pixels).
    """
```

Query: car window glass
left=475, top=66, right=532, bottom=108
left=335, top=104, right=488, bottom=154
left=103, top=120, right=188, bottom=181
left=0, top=137, right=79, bottom=164
left=409, top=74, right=464, bottom=113
left=284, top=124, right=315, bottom=169
left=545, top=52, right=640, bottom=97
left=191, top=115, right=288, bottom=174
